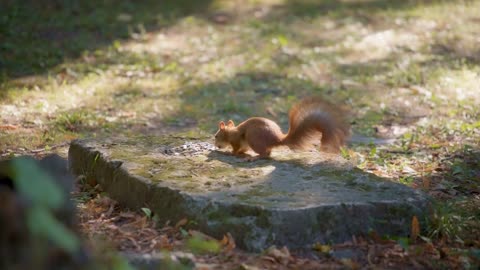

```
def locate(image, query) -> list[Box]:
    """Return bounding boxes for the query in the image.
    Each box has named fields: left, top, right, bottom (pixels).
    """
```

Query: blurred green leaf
left=397, top=237, right=410, bottom=250
left=452, top=165, right=464, bottom=175
left=186, top=236, right=220, bottom=254
left=340, top=147, right=350, bottom=159
left=141, top=207, right=152, bottom=218
left=11, top=158, right=65, bottom=209
left=369, top=145, right=377, bottom=158
left=111, top=254, right=135, bottom=270
left=180, top=228, right=189, bottom=238
left=419, top=235, right=432, bottom=243
left=27, top=206, right=80, bottom=254
left=277, top=35, right=288, bottom=46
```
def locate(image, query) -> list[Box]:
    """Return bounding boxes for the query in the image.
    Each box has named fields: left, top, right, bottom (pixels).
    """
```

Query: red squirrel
left=214, top=97, right=350, bottom=160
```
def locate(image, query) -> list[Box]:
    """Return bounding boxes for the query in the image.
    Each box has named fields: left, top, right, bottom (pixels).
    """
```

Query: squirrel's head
left=214, top=120, right=235, bottom=148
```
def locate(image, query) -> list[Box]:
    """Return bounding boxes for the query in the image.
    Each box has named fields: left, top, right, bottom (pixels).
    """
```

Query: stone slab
left=68, top=135, right=428, bottom=251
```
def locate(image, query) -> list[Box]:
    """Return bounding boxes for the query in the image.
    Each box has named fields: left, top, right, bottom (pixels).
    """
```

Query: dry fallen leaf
left=175, top=218, right=188, bottom=230
left=312, top=243, right=331, bottom=253
left=265, top=246, right=291, bottom=265
left=411, top=216, right=420, bottom=243
left=0, top=124, right=19, bottom=130
left=220, top=235, right=229, bottom=246
left=224, top=232, right=236, bottom=252
left=95, top=195, right=117, bottom=207
left=123, top=216, right=148, bottom=229
left=265, top=107, right=277, bottom=117
left=367, top=246, right=376, bottom=266
left=341, top=258, right=360, bottom=270
left=119, top=212, right=136, bottom=219
left=105, top=203, right=115, bottom=217
left=155, top=235, right=172, bottom=250
left=261, top=256, right=276, bottom=263
left=422, top=177, right=431, bottom=190
left=239, top=263, right=261, bottom=270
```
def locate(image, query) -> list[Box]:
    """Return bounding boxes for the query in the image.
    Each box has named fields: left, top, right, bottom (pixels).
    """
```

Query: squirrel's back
left=237, top=117, right=285, bottom=146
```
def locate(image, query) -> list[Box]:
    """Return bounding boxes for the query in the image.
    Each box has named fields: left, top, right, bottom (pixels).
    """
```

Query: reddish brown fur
left=283, top=97, right=350, bottom=152
left=214, top=97, right=350, bottom=159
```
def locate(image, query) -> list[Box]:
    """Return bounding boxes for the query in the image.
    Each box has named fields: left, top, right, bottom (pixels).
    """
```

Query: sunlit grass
left=1, top=0, right=479, bottom=172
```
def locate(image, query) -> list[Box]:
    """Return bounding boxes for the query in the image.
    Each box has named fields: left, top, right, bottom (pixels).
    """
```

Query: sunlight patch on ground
left=347, top=29, right=421, bottom=62
left=123, top=32, right=189, bottom=55
left=433, top=69, right=480, bottom=103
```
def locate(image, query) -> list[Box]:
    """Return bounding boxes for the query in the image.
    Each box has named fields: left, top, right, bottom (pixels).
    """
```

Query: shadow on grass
left=41, top=69, right=427, bottom=141
left=413, top=145, right=480, bottom=242
left=170, top=71, right=353, bottom=132
left=0, top=0, right=213, bottom=79
left=0, top=0, right=459, bottom=81
left=430, top=43, right=480, bottom=67
left=269, top=0, right=447, bottom=21
left=431, top=145, right=480, bottom=196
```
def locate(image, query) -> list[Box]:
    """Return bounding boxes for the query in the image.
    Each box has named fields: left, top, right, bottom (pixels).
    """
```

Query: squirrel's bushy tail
left=281, top=97, right=350, bottom=153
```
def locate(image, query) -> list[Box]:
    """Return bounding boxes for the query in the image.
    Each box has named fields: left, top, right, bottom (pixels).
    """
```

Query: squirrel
left=214, top=97, right=350, bottom=160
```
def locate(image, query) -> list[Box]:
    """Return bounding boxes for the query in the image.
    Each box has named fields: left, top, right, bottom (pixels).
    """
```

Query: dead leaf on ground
left=95, top=195, right=117, bottom=207
left=367, top=246, right=376, bottom=266
left=265, top=246, right=292, bottom=265
left=123, top=215, right=148, bottom=229
left=155, top=235, right=173, bottom=250
left=127, top=236, right=141, bottom=251
left=312, top=243, right=331, bottom=253
left=175, top=218, right=188, bottom=230
left=411, top=216, right=420, bottom=243
left=0, top=124, right=18, bottom=130
left=341, top=258, right=360, bottom=270
left=239, top=263, right=261, bottom=270
left=221, top=233, right=236, bottom=252
left=261, top=256, right=276, bottom=264
left=422, top=176, right=431, bottom=190
left=119, top=212, right=136, bottom=219
left=265, top=107, right=277, bottom=117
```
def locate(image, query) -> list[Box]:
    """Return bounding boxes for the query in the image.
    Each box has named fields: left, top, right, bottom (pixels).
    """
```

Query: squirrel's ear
left=219, top=121, right=225, bottom=129
left=227, top=120, right=235, bottom=127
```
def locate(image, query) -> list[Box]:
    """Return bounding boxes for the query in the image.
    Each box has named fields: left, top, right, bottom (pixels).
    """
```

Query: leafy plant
left=55, top=111, right=92, bottom=132
left=142, top=207, right=159, bottom=222
left=340, top=147, right=350, bottom=159
left=399, top=176, right=414, bottom=185
left=141, top=207, right=153, bottom=218
left=396, top=237, right=410, bottom=250
left=427, top=201, right=473, bottom=243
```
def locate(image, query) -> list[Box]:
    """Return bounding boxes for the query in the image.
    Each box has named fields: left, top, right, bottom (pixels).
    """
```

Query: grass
left=1, top=0, right=479, bottom=267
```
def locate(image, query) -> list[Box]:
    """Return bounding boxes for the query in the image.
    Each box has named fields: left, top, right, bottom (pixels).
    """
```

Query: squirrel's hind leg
left=244, top=128, right=276, bottom=161
left=232, top=146, right=249, bottom=155
left=244, top=148, right=272, bottom=162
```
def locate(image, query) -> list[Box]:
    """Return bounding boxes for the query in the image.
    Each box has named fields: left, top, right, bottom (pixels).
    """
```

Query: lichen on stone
left=69, top=136, right=429, bottom=251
